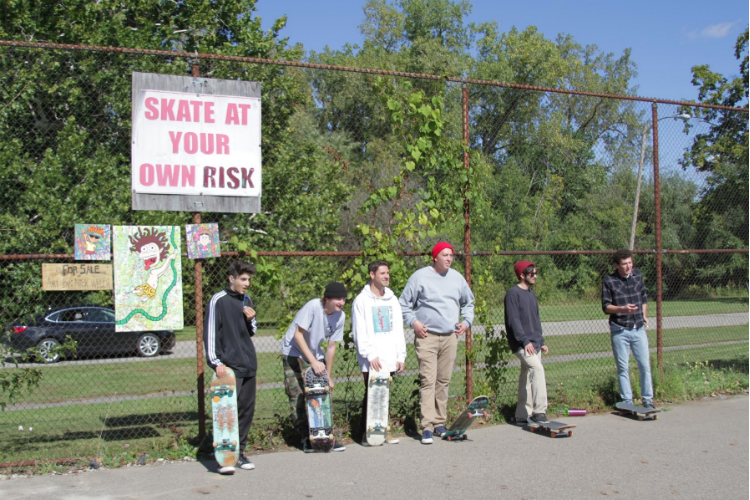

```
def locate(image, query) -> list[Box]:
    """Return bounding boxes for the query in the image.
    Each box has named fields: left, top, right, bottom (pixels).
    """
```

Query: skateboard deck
left=615, top=402, right=661, bottom=420
left=443, top=395, right=489, bottom=441
left=210, top=367, right=239, bottom=470
left=304, top=367, right=335, bottom=452
left=365, top=367, right=391, bottom=446
left=527, top=420, right=575, bottom=437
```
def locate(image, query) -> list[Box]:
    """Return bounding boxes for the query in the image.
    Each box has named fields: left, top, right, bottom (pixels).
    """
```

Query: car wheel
left=136, top=333, right=161, bottom=357
left=37, top=338, right=61, bottom=363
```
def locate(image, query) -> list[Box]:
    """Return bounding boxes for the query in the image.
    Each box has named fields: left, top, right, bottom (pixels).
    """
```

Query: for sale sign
left=131, top=72, right=261, bottom=213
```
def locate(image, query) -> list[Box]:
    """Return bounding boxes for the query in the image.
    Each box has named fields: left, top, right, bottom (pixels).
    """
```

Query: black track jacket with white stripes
left=203, top=287, right=258, bottom=377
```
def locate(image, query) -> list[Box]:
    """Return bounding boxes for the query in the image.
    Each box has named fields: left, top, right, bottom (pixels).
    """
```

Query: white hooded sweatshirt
left=351, top=284, right=407, bottom=373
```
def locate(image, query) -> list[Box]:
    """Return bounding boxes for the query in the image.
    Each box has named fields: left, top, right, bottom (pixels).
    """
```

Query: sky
left=252, top=0, right=749, bottom=103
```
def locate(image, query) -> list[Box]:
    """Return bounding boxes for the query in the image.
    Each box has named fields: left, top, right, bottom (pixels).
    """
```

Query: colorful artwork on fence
left=186, top=223, right=221, bottom=259
left=113, top=226, right=184, bottom=332
left=74, top=224, right=111, bottom=260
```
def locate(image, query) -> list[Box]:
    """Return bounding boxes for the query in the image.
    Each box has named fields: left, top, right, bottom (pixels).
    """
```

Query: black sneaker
left=302, top=439, right=314, bottom=453
left=529, top=413, right=549, bottom=424
left=643, top=400, right=656, bottom=410
left=237, top=455, right=255, bottom=470
left=332, top=442, right=346, bottom=452
left=434, top=426, right=448, bottom=437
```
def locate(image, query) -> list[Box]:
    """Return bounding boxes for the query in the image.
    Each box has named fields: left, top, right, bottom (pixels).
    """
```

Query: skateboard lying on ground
left=443, top=395, right=489, bottom=441
left=210, top=367, right=239, bottom=471
left=304, top=367, right=335, bottom=452
left=615, top=402, right=661, bottom=420
left=366, top=367, right=392, bottom=446
left=527, top=420, right=575, bottom=438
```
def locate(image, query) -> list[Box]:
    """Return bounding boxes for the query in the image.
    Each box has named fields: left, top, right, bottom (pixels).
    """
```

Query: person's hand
left=216, top=364, right=226, bottom=378
left=242, top=306, right=256, bottom=321
left=413, top=320, right=428, bottom=339
left=396, top=361, right=404, bottom=374
left=623, top=304, right=639, bottom=314
left=541, top=345, right=549, bottom=354
left=370, top=357, right=382, bottom=372
left=454, top=323, right=468, bottom=336
left=311, top=360, right=326, bottom=376
left=327, top=374, right=335, bottom=389
left=524, top=343, right=536, bottom=356
left=644, top=317, right=649, bottom=328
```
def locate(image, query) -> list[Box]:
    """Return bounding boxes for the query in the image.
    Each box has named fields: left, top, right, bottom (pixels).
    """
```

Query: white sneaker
left=385, top=437, right=400, bottom=444
left=218, top=465, right=235, bottom=475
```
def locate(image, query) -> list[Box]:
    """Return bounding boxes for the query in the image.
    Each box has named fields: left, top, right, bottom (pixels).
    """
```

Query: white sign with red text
left=132, top=90, right=261, bottom=197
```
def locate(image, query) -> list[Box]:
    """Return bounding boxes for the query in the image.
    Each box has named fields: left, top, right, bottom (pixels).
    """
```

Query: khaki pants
left=514, top=349, right=548, bottom=420
left=415, top=333, right=458, bottom=431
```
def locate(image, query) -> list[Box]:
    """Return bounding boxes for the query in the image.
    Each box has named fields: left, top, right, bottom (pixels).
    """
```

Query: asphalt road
left=1, top=394, right=747, bottom=500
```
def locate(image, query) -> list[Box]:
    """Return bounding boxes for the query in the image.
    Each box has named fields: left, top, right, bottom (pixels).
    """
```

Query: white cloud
left=697, top=21, right=740, bottom=39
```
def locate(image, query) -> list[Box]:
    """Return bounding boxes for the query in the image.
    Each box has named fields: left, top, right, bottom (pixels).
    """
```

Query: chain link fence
left=0, top=41, right=747, bottom=464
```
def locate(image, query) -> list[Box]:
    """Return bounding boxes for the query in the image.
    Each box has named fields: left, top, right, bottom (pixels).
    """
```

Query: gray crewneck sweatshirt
left=399, top=266, right=475, bottom=334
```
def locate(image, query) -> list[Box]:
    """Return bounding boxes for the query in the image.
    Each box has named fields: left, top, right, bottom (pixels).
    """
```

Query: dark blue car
left=6, top=306, right=175, bottom=363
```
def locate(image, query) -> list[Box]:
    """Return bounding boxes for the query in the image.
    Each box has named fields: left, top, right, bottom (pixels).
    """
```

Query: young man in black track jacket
left=204, top=261, right=258, bottom=474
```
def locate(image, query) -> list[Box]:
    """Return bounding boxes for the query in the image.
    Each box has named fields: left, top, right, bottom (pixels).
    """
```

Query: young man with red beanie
left=399, top=242, right=475, bottom=444
left=504, top=261, right=549, bottom=425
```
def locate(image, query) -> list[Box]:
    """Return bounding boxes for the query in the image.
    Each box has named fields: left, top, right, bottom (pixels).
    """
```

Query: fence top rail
left=1, top=249, right=746, bottom=261
left=1, top=39, right=747, bottom=113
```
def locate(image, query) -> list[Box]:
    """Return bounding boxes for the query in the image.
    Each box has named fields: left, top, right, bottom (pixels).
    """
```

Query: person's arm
left=352, top=299, right=378, bottom=368
left=204, top=294, right=225, bottom=377
left=293, top=325, right=326, bottom=375
left=243, top=295, right=257, bottom=337
left=394, top=301, right=407, bottom=373
left=642, top=303, right=648, bottom=327
left=325, top=341, right=337, bottom=388
left=455, top=281, right=475, bottom=335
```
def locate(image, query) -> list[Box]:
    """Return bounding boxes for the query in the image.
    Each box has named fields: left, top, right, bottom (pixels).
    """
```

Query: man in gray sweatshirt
left=399, top=242, right=475, bottom=444
left=504, top=260, right=549, bottom=425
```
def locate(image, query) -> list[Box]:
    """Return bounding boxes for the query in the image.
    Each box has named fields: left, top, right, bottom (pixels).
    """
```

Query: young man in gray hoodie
left=399, top=242, right=475, bottom=444
left=352, top=260, right=407, bottom=445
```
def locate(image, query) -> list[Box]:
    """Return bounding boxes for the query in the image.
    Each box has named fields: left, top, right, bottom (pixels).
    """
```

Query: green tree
left=681, top=28, right=749, bottom=284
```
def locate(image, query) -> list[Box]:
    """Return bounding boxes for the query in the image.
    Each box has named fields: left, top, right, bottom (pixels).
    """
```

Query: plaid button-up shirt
left=601, top=269, right=648, bottom=329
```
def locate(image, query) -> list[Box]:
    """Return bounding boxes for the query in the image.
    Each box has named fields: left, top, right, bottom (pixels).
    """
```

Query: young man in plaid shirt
left=601, top=249, right=654, bottom=409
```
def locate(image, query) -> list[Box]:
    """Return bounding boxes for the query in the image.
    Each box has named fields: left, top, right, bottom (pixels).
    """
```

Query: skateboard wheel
left=568, top=431, right=573, bottom=437
left=324, top=386, right=330, bottom=392
left=230, top=385, right=235, bottom=392
left=389, top=377, right=393, bottom=383
left=551, top=432, right=557, bottom=438
left=309, top=434, right=314, bottom=442
left=447, top=436, right=452, bottom=441
left=638, top=416, right=644, bottom=421
left=462, top=435, right=468, bottom=440
left=653, top=415, right=658, bottom=420
left=232, top=440, right=237, bottom=446
left=387, top=426, right=391, bottom=431
left=304, top=387, right=309, bottom=394
left=466, top=413, right=472, bottom=419
left=213, top=396, right=220, bottom=403
left=213, top=442, right=218, bottom=448
left=368, top=426, right=373, bottom=432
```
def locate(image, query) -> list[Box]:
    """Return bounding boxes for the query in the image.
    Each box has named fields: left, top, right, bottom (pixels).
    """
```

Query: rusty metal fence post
left=462, top=84, right=473, bottom=401
left=191, top=62, right=207, bottom=441
left=651, top=102, right=664, bottom=384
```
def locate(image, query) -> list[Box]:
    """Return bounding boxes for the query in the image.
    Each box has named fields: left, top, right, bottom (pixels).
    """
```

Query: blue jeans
left=610, top=324, right=653, bottom=403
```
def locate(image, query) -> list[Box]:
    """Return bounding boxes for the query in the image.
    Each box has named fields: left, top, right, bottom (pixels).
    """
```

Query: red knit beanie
left=514, top=260, right=535, bottom=279
left=431, top=242, right=454, bottom=260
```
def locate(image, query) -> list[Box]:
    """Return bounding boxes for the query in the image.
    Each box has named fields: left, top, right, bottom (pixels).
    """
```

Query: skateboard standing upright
left=210, top=367, right=240, bottom=471
left=526, top=420, right=575, bottom=438
left=365, top=367, right=392, bottom=446
left=443, top=395, right=489, bottom=441
left=304, top=367, right=335, bottom=452
left=615, top=402, right=661, bottom=420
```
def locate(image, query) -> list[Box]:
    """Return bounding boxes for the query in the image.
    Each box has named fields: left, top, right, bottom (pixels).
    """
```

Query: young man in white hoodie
left=352, top=260, right=407, bottom=446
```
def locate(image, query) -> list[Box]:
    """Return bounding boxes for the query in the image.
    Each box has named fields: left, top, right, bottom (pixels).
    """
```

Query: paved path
left=1, top=395, right=747, bottom=499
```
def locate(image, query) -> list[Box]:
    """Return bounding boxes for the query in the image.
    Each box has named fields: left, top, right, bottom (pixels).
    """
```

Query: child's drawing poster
left=186, top=223, right=221, bottom=259
left=113, top=226, right=184, bottom=332
left=74, top=224, right=111, bottom=260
